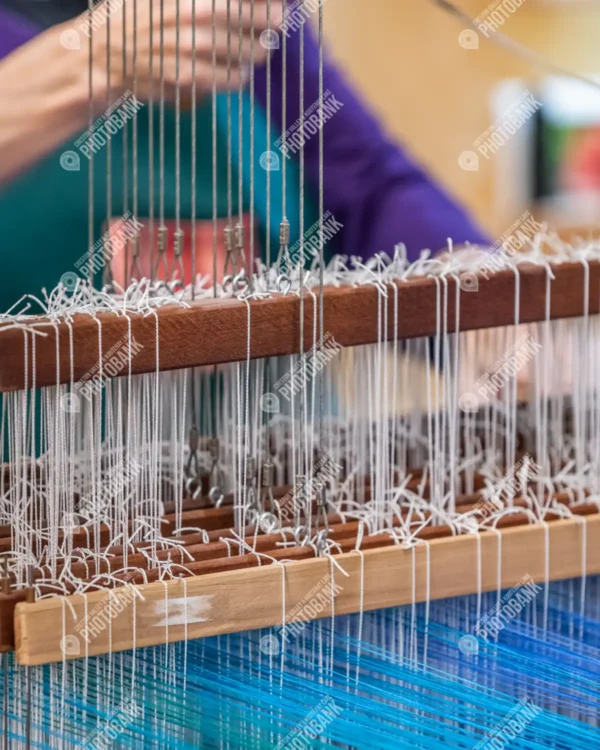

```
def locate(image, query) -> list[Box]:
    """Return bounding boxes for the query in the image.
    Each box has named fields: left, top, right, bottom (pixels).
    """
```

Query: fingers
left=196, top=0, right=284, bottom=36
left=109, top=0, right=283, bottom=38
left=160, top=57, right=242, bottom=92
left=158, top=26, right=268, bottom=65
left=102, top=0, right=277, bottom=101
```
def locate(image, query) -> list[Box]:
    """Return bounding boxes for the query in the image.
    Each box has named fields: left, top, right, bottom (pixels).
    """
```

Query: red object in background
left=563, top=128, right=600, bottom=192
left=108, top=214, right=257, bottom=288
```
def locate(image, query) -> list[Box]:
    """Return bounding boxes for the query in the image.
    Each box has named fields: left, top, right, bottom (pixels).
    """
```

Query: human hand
left=80, top=0, right=283, bottom=105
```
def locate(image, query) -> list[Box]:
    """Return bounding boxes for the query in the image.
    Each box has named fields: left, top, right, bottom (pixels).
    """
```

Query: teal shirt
left=0, top=93, right=317, bottom=311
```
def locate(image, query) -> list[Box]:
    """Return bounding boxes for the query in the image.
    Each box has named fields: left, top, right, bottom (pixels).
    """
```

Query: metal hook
left=185, top=426, right=201, bottom=484
left=245, top=456, right=259, bottom=514
left=222, top=275, right=235, bottom=295
left=207, top=438, right=225, bottom=506
left=102, top=236, right=115, bottom=289
left=128, top=233, right=144, bottom=282
left=261, top=459, right=276, bottom=517
left=233, top=273, right=249, bottom=294
left=276, top=274, right=292, bottom=296
left=314, top=487, right=330, bottom=556
left=153, top=225, right=170, bottom=280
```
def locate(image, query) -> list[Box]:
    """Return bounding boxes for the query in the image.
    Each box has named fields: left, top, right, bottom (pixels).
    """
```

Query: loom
left=1, top=0, right=600, bottom=748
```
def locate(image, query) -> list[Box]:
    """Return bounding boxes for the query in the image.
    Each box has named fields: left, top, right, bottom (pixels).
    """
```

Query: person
left=0, top=0, right=488, bottom=311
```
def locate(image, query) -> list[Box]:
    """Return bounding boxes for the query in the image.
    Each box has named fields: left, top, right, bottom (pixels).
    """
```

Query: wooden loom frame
left=1, top=258, right=600, bottom=665
left=15, top=516, right=600, bottom=665
left=0, top=260, right=598, bottom=391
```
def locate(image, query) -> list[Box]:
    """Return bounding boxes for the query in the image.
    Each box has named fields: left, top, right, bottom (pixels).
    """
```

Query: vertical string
left=265, top=0, right=271, bottom=267
left=132, top=0, right=139, bottom=281
left=227, top=0, right=233, bottom=232
left=318, top=0, right=325, bottom=507
left=280, top=0, right=287, bottom=256
left=174, top=0, right=182, bottom=285
left=148, top=0, right=154, bottom=279
left=88, top=0, right=95, bottom=285
left=249, top=0, right=255, bottom=275
left=238, top=0, right=244, bottom=237
left=212, top=0, right=218, bottom=291
left=121, top=0, right=129, bottom=284
left=158, top=0, right=166, bottom=280
left=298, top=2, right=305, bottom=480
left=104, top=0, right=113, bottom=289
left=211, top=0, right=219, bottom=444
left=188, top=0, right=198, bottom=437
left=191, top=0, right=197, bottom=293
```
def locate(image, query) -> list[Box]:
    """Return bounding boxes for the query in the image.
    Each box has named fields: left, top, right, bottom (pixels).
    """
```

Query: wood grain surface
left=15, top=513, right=600, bottom=666
left=0, top=261, right=598, bottom=393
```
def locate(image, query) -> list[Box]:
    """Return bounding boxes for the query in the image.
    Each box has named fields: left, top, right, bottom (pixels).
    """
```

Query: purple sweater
left=0, top=7, right=489, bottom=261
left=255, top=26, right=489, bottom=260
left=0, top=6, right=34, bottom=57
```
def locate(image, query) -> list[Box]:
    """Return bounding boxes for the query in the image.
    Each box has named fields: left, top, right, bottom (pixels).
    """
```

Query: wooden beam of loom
left=14, top=513, right=600, bottom=666
left=0, top=260, right=598, bottom=392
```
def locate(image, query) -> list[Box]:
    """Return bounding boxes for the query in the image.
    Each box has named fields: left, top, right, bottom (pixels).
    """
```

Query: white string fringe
left=1, top=234, right=599, bottom=598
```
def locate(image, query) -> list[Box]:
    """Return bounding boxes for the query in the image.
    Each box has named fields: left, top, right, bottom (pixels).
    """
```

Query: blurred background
left=323, top=0, right=600, bottom=242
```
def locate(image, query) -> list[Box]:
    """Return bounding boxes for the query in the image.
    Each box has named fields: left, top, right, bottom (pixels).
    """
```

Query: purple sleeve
left=255, top=26, right=490, bottom=262
left=0, top=8, right=39, bottom=59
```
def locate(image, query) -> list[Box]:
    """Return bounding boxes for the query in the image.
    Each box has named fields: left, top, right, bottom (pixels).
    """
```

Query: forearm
left=0, top=22, right=92, bottom=187
left=255, top=24, right=489, bottom=260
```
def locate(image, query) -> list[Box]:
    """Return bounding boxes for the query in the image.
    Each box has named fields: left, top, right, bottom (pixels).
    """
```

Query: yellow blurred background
left=323, top=0, right=600, bottom=240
